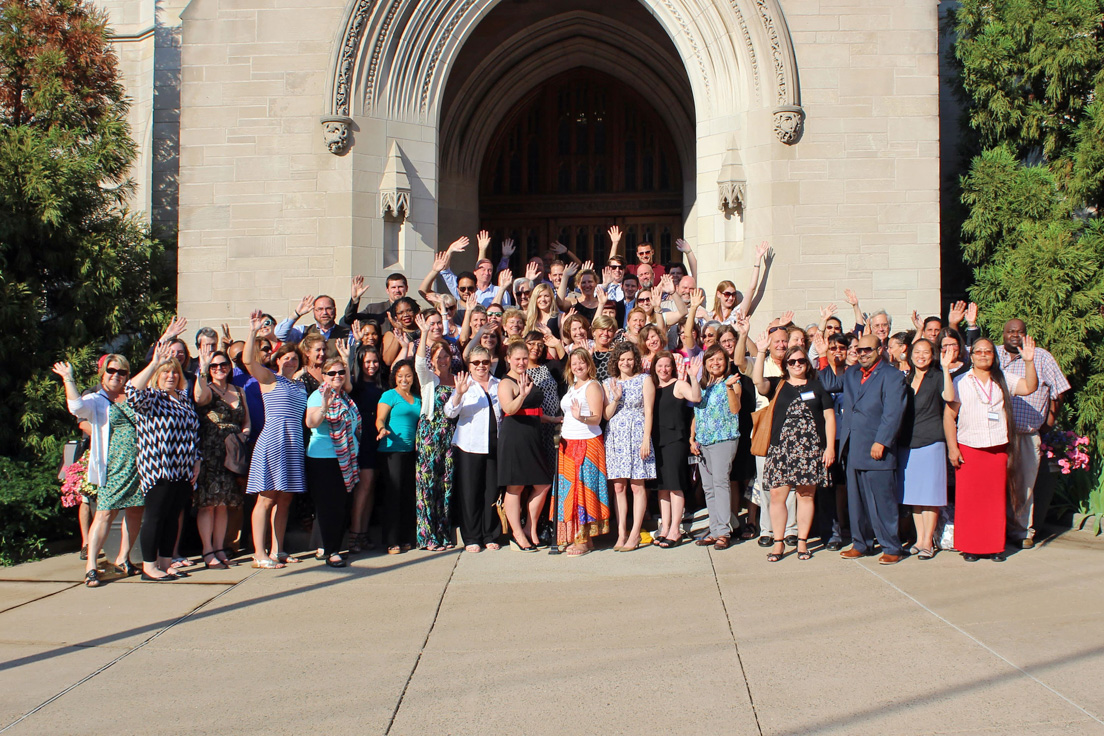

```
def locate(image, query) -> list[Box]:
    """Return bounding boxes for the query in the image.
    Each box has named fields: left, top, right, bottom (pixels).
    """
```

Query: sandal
left=565, top=545, right=590, bottom=557
left=348, top=533, right=364, bottom=554
left=203, top=552, right=229, bottom=570
left=695, top=536, right=717, bottom=547
left=84, top=570, right=101, bottom=588
left=797, top=538, right=812, bottom=561
left=387, top=546, right=402, bottom=555
left=214, top=549, right=235, bottom=566
left=464, top=544, right=481, bottom=553
left=325, top=555, right=347, bottom=568
left=251, top=558, right=284, bottom=569
left=169, top=557, right=191, bottom=569
left=275, top=553, right=301, bottom=564
left=767, top=539, right=785, bottom=562
left=713, top=536, right=731, bottom=551
left=485, top=542, right=501, bottom=551
left=740, top=525, right=758, bottom=541
left=654, top=536, right=674, bottom=549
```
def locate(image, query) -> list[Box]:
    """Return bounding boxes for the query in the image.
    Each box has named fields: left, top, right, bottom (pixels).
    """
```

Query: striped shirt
left=996, top=346, right=1070, bottom=433
left=952, top=372, right=1009, bottom=449
left=125, top=384, right=202, bottom=494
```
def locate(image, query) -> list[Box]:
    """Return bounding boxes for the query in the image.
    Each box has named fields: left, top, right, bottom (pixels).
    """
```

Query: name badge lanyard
left=970, top=375, right=1001, bottom=421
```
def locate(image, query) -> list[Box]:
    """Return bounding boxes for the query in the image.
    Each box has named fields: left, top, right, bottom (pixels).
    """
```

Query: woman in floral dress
left=414, top=314, right=458, bottom=550
left=603, top=342, right=656, bottom=551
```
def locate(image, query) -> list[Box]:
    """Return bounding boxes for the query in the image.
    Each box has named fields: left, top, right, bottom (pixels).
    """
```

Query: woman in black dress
left=650, top=352, right=701, bottom=547
left=498, top=341, right=562, bottom=551
left=348, top=346, right=384, bottom=552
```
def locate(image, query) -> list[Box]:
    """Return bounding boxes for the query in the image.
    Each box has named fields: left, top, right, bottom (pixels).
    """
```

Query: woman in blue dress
left=244, top=310, right=308, bottom=568
left=603, top=342, right=656, bottom=552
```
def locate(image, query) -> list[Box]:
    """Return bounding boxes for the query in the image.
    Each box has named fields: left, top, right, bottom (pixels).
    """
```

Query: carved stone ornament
left=380, top=140, right=411, bottom=218
left=718, top=181, right=747, bottom=213
left=320, top=115, right=353, bottom=154
left=772, top=105, right=804, bottom=145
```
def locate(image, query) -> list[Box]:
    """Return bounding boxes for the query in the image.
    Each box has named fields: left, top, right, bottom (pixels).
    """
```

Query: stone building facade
left=100, top=0, right=943, bottom=329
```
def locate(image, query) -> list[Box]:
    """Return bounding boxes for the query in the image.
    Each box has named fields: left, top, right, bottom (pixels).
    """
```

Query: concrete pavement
left=1, top=530, right=1102, bottom=735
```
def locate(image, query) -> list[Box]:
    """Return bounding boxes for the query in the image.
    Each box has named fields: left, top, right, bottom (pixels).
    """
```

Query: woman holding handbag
left=194, top=346, right=251, bottom=569
left=690, top=346, right=742, bottom=550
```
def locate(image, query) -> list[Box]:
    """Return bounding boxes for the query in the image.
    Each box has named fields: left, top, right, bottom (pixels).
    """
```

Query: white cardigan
left=66, top=389, right=112, bottom=486
left=443, top=377, right=502, bottom=454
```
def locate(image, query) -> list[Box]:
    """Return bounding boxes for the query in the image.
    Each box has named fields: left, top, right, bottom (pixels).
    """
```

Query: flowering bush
left=1041, top=430, right=1091, bottom=475
left=58, top=453, right=94, bottom=508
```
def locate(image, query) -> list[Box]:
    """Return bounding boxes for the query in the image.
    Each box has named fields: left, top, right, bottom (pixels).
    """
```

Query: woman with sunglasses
left=243, top=312, right=308, bottom=569
left=54, top=355, right=144, bottom=587
left=377, top=359, right=421, bottom=554
left=711, top=280, right=740, bottom=324
left=498, top=340, right=557, bottom=551
left=445, top=347, right=503, bottom=552
left=348, top=346, right=384, bottom=553
left=305, top=355, right=361, bottom=567
left=193, top=346, right=251, bottom=569
left=752, top=337, right=835, bottom=562
left=650, top=351, right=701, bottom=548
left=256, top=313, right=281, bottom=350
left=413, top=316, right=460, bottom=551
left=126, top=341, right=203, bottom=581
left=690, top=346, right=742, bottom=550
left=512, top=278, right=534, bottom=312
left=636, top=275, right=687, bottom=328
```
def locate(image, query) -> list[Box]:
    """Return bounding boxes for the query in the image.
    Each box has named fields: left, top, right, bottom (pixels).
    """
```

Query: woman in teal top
left=305, top=356, right=362, bottom=567
left=376, top=359, right=422, bottom=553
left=690, top=345, right=742, bottom=549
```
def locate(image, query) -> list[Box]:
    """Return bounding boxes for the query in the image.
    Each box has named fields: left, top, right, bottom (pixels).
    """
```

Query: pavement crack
left=0, top=583, right=80, bottom=615
left=0, top=571, right=260, bottom=734
left=384, top=552, right=461, bottom=735
left=708, top=549, right=764, bottom=736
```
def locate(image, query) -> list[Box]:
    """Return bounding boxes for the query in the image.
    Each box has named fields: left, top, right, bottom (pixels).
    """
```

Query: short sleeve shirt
left=378, top=389, right=421, bottom=452
left=996, top=346, right=1070, bottom=433
left=953, top=372, right=1009, bottom=449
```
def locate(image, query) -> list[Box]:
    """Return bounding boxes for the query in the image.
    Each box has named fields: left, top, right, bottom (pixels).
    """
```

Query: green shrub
left=0, top=449, right=71, bottom=566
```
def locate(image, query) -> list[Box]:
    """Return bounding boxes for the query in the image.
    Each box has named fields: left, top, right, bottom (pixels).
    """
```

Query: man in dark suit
left=822, top=334, right=908, bottom=564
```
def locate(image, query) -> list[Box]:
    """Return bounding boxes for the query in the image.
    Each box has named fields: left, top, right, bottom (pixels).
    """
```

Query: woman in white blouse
left=944, top=336, right=1037, bottom=562
left=444, top=346, right=503, bottom=552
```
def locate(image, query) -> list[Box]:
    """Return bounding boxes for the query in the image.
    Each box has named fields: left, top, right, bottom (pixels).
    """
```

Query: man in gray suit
left=822, top=334, right=908, bottom=564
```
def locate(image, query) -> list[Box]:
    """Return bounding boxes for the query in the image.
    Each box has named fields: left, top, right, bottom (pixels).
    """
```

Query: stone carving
left=718, top=181, right=746, bottom=213
left=657, top=0, right=710, bottom=101
left=730, top=1, right=760, bottom=99
left=321, top=116, right=353, bottom=154
left=365, top=0, right=401, bottom=114
left=380, top=140, right=411, bottom=217
left=380, top=189, right=411, bottom=218
left=334, top=0, right=375, bottom=116
left=773, top=106, right=804, bottom=144
left=419, top=0, right=478, bottom=118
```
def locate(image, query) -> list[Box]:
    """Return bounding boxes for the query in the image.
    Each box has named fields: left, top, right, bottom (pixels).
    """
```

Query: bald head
left=857, top=334, right=881, bottom=368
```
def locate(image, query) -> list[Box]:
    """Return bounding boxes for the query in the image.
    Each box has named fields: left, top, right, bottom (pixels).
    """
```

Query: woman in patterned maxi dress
left=414, top=314, right=458, bottom=550
left=603, top=342, right=656, bottom=552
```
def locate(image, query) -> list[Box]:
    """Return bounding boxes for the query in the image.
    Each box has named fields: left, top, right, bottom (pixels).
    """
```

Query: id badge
left=800, top=391, right=815, bottom=401
left=987, top=411, right=1001, bottom=422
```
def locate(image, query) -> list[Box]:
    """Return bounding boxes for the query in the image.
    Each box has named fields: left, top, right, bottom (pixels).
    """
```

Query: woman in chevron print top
left=126, top=340, right=202, bottom=582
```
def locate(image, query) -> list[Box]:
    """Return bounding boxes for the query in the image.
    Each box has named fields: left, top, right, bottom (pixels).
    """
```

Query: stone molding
left=320, top=115, right=354, bottom=154
left=752, top=0, right=805, bottom=143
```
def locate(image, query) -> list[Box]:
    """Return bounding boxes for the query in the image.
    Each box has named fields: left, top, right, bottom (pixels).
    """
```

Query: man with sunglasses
left=344, top=273, right=408, bottom=334
left=276, top=294, right=350, bottom=344
left=820, top=334, right=908, bottom=564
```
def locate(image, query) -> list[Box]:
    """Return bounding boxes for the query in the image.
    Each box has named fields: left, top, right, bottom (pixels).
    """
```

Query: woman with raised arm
left=243, top=311, right=308, bottom=569
left=126, top=340, right=202, bottom=581
left=413, top=313, right=459, bottom=551
left=603, top=342, right=656, bottom=551
left=556, top=349, right=610, bottom=555
left=296, top=333, right=327, bottom=396
left=377, top=359, right=421, bottom=554
left=944, top=336, right=1038, bottom=562
left=690, top=345, right=742, bottom=550
left=444, top=350, right=503, bottom=552
left=752, top=335, right=835, bottom=563
left=348, top=346, right=384, bottom=553
left=637, top=274, right=688, bottom=328
left=711, top=280, right=740, bottom=324
left=639, top=324, right=666, bottom=373
left=382, top=297, right=420, bottom=366
left=54, top=355, right=144, bottom=587
left=193, top=345, right=250, bottom=569
left=561, top=312, right=594, bottom=353
left=304, top=354, right=361, bottom=567
left=938, top=327, right=971, bottom=379
left=650, top=352, right=701, bottom=547
left=899, top=339, right=951, bottom=560
left=498, top=341, right=559, bottom=551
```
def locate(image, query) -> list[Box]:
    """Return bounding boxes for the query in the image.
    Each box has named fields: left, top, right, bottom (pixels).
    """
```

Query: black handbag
left=223, top=432, right=250, bottom=476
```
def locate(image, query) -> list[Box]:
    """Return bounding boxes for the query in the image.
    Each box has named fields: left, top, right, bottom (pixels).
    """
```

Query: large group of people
left=56, top=227, right=1072, bottom=586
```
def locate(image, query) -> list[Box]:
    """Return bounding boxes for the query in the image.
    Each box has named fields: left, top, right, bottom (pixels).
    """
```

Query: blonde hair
left=98, top=354, right=130, bottom=382
left=590, top=314, right=617, bottom=333
left=525, top=283, right=557, bottom=333
left=151, top=359, right=185, bottom=390
left=712, top=280, right=737, bottom=321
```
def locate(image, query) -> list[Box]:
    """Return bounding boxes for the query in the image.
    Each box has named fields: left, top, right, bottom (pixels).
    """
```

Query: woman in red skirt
left=943, top=336, right=1037, bottom=561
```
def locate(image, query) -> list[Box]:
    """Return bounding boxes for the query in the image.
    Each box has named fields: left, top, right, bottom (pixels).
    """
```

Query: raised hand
left=605, top=378, right=622, bottom=404
left=690, top=288, right=706, bottom=309
left=220, top=323, right=233, bottom=348
left=940, top=345, right=954, bottom=370
left=51, top=362, right=74, bottom=381
left=249, top=309, right=265, bottom=333
left=501, top=239, right=516, bottom=258
left=1021, top=334, right=1036, bottom=362
left=525, top=262, right=540, bottom=282
left=843, top=288, right=859, bottom=307
left=414, top=313, right=428, bottom=333
left=754, top=330, right=771, bottom=353
left=675, top=238, right=692, bottom=254
left=595, top=285, right=608, bottom=305
left=447, top=236, right=469, bottom=255
left=432, top=251, right=449, bottom=272
left=820, top=304, right=837, bottom=320
left=689, top=354, right=703, bottom=379
left=601, top=266, right=615, bottom=285
left=570, top=398, right=584, bottom=420
left=911, top=310, right=923, bottom=331
left=353, top=319, right=364, bottom=339
left=155, top=340, right=175, bottom=365
left=580, top=260, right=594, bottom=274
left=517, top=371, right=533, bottom=397
left=965, top=302, right=978, bottom=326
left=755, top=240, right=769, bottom=260
left=198, top=342, right=214, bottom=373
left=351, top=275, right=369, bottom=301
left=779, top=310, right=794, bottom=326
left=724, top=373, right=741, bottom=389
left=734, top=312, right=750, bottom=334
left=607, top=225, right=622, bottom=245
left=320, top=382, right=334, bottom=410
left=549, top=241, right=567, bottom=255
left=813, top=332, right=828, bottom=356
left=335, top=339, right=349, bottom=361
left=295, top=295, right=314, bottom=317
left=476, top=230, right=491, bottom=251
left=497, top=268, right=513, bottom=288
left=948, top=300, right=967, bottom=326
left=676, top=359, right=687, bottom=382
left=658, top=273, right=674, bottom=296
left=465, top=292, right=477, bottom=311
left=454, top=371, right=471, bottom=397
left=563, top=261, right=579, bottom=279
left=160, top=315, right=188, bottom=342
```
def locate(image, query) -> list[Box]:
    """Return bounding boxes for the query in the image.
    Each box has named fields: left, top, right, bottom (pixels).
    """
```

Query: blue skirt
left=899, top=442, right=947, bottom=507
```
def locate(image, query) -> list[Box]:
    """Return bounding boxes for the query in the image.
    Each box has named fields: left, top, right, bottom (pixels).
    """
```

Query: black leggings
left=381, top=451, right=416, bottom=548
left=455, top=448, right=501, bottom=545
left=140, top=479, right=189, bottom=563
left=306, top=457, right=347, bottom=556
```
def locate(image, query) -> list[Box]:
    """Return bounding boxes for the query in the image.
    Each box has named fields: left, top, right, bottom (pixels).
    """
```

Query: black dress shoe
left=962, top=553, right=980, bottom=562
left=784, top=535, right=798, bottom=547
left=825, top=540, right=842, bottom=551
left=757, top=536, right=773, bottom=548
left=140, top=572, right=175, bottom=582
left=990, top=553, right=1006, bottom=562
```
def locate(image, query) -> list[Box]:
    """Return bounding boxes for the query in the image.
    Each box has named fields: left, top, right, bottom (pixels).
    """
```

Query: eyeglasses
left=260, top=319, right=275, bottom=327
left=785, top=358, right=807, bottom=367
left=457, top=285, right=475, bottom=293
left=103, top=367, right=129, bottom=376
left=315, top=306, right=336, bottom=312
left=259, top=345, right=272, bottom=352
left=973, top=349, right=994, bottom=356
left=609, top=264, right=624, bottom=270
left=768, top=326, right=785, bottom=335
left=637, top=297, right=651, bottom=303
left=855, top=347, right=876, bottom=355
left=324, top=370, right=347, bottom=377
left=827, top=345, right=847, bottom=351
left=469, top=359, right=490, bottom=366
left=488, top=312, right=504, bottom=318
left=722, top=292, right=737, bottom=298
left=516, top=289, right=532, bottom=296
left=209, top=362, right=231, bottom=370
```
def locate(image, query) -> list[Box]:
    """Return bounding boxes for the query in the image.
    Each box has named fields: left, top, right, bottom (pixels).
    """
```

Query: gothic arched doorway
left=479, top=68, right=684, bottom=268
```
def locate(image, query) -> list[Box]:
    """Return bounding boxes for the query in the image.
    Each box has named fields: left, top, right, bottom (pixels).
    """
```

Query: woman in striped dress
left=244, top=310, right=308, bottom=569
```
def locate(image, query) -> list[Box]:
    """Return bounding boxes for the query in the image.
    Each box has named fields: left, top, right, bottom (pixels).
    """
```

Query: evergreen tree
left=953, top=0, right=1104, bottom=462
left=0, top=0, right=173, bottom=456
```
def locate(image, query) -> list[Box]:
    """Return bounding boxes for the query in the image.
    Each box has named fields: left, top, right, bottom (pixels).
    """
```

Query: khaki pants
left=1007, top=432, right=1042, bottom=541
